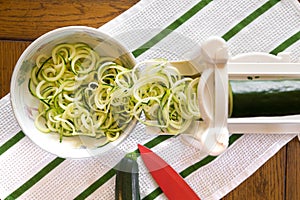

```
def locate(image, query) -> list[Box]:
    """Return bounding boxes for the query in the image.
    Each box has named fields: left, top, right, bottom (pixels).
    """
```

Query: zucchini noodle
left=131, top=59, right=200, bottom=134
left=29, top=43, right=135, bottom=145
left=29, top=43, right=201, bottom=144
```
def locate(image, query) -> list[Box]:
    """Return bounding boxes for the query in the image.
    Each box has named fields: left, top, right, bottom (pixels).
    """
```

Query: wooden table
left=0, top=1, right=299, bottom=199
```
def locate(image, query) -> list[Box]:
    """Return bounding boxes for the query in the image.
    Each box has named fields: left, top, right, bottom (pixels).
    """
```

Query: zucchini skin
left=115, top=155, right=140, bottom=200
left=230, top=80, right=300, bottom=117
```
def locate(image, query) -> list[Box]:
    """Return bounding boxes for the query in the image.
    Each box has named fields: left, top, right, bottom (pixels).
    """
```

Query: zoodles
left=29, top=43, right=135, bottom=145
left=29, top=43, right=200, bottom=145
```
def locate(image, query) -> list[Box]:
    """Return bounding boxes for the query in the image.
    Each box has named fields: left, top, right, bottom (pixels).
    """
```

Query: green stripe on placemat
left=270, top=31, right=300, bottom=55
left=4, top=157, right=65, bottom=200
left=222, top=0, right=280, bottom=41
left=0, top=131, right=25, bottom=156
left=132, top=0, right=213, bottom=57
left=180, top=134, right=243, bottom=178
left=142, top=134, right=243, bottom=200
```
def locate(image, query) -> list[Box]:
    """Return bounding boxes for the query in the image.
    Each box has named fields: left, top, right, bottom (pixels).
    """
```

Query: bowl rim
left=10, top=26, right=137, bottom=158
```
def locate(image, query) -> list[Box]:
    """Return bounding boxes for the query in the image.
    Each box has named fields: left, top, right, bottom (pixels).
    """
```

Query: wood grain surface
left=0, top=0, right=138, bottom=40
left=0, top=1, right=299, bottom=199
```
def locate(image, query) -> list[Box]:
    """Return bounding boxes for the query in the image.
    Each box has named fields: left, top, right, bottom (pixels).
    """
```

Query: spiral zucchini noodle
left=131, top=59, right=200, bottom=134
left=29, top=43, right=201, bottom=144
left=29, top=43, right=135, bottom=144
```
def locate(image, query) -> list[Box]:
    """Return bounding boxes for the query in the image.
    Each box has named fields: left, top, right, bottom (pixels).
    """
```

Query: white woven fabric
left=0, top=0, right=299, bottom=199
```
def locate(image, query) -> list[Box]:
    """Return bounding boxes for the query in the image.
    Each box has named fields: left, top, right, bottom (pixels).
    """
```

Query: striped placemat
left=1, top=0, right=299, bottom=199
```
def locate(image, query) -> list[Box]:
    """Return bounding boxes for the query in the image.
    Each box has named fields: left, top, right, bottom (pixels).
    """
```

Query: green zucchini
left=230, top=79, right=300, bottom=117
left=115, top=153, right=140, bottom=200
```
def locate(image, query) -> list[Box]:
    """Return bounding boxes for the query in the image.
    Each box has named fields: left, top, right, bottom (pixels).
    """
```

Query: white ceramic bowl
left=10, top=26, right=137, bottom=158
